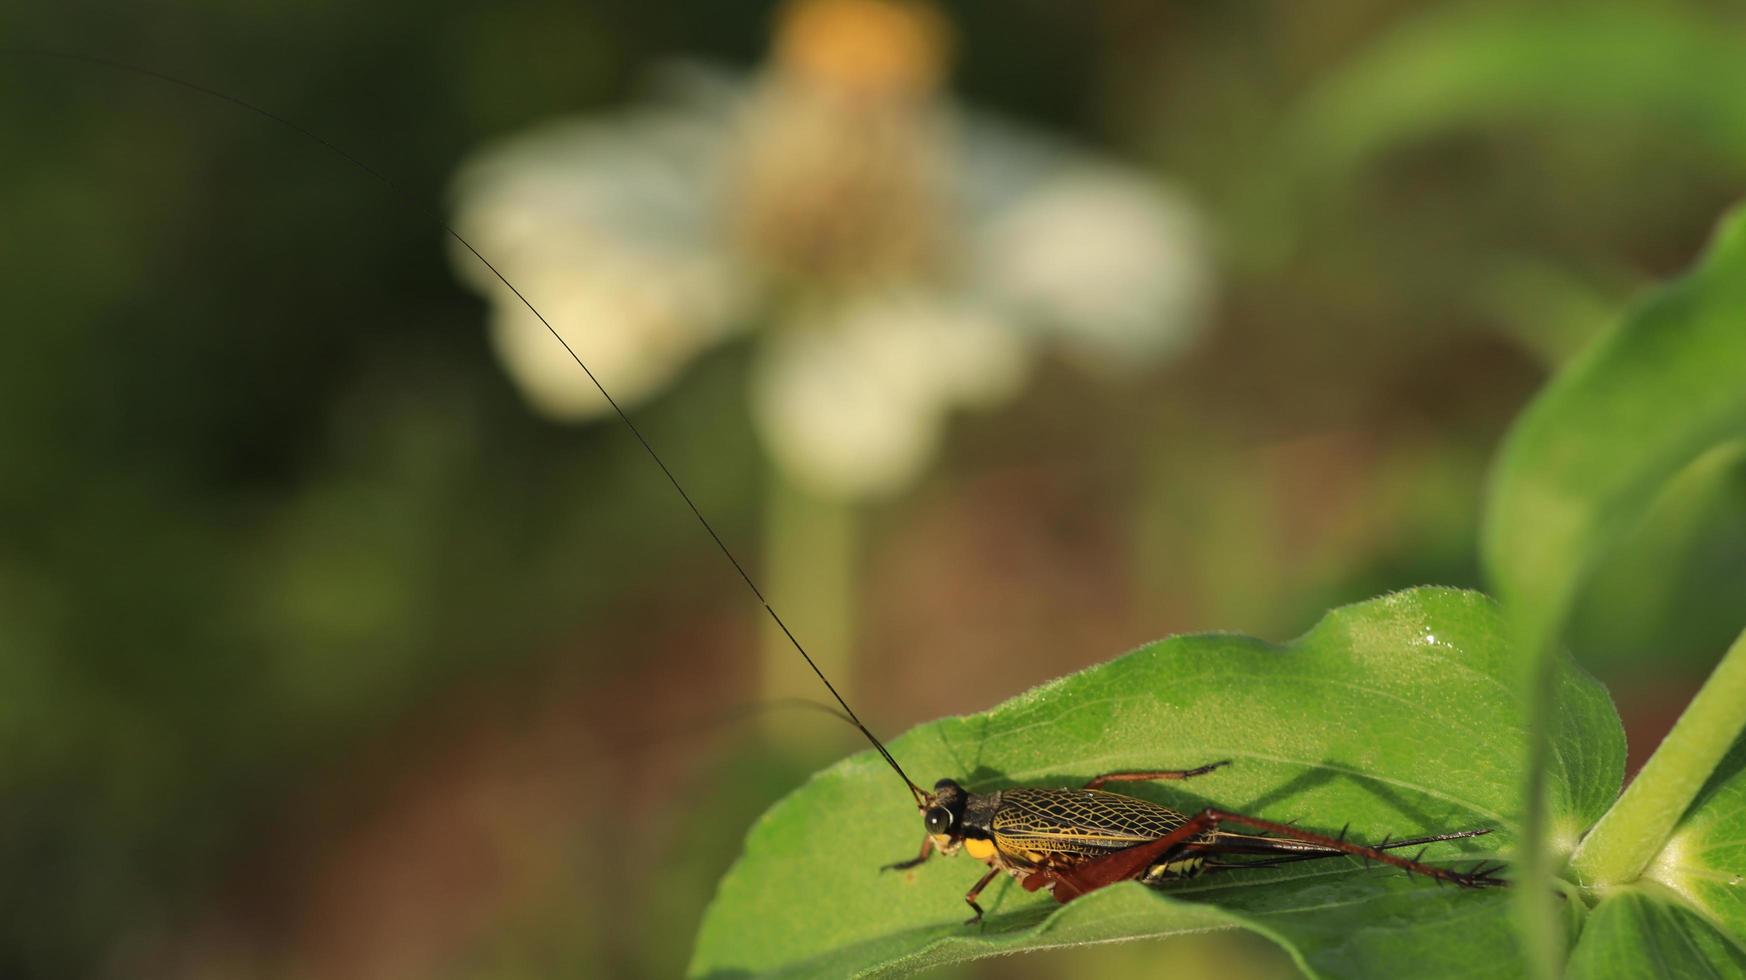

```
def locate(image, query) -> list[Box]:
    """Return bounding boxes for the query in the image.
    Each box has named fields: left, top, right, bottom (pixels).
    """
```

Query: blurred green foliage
left=2, top=1, right=1744, bottom=978
left=1480, top=203, right=1746, bottom=976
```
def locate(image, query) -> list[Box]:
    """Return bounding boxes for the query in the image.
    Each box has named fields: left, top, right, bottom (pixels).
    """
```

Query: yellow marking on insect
left=963, top=837, right=997, bottom=861
left=1143, top=856, right=1207, bottom=882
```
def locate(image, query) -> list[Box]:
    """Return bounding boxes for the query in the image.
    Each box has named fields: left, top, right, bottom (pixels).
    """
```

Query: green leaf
left=1642, top=738, right=1746, bottom=942
left=1565, top=888, right=1746, bottom=980
left=1293, top=4, right=1746, bottom=177
left=1478, top=204, right=1746, bottom=972
left=690, top=588, right=1622, bottom=978
left=1483, top=205, right=1746, bottom=626
left=1572, top=628, right=1746, bottom=891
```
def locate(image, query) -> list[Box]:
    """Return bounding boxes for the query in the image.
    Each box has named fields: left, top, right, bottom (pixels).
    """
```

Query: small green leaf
left=690, top=588, right=1622, bottom=978
left=1573, top=629, right=1746, bottom=891
left=1642, top=738, right=1746, bottom=940
left=1565, top=888, right=1746, bottom=980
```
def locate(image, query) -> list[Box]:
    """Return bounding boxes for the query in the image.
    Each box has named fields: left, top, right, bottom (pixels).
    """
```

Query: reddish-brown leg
left=1082, top=760, right=1230, bottom=789
left=963, top=866, right=1001, bottom=925
left=1191, top=809, right=1501, bottom=886
left=1048, top=808, right=1502, bottom=902
left=1028, top=867, right=1094, bottom=902
left=1049, top=811, right=1219, bottom=898
left=882, top=834, right=934, bottom=872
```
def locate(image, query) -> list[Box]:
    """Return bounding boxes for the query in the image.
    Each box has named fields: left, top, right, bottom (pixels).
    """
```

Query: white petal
left=449, top=79, right=749, bottom=419
left=894, top=295, right=1031, bottom=409
left=485, top=253, right=730, bottom=420
left=954, top=116, right=1215, bottom=368
left=751, top=294, right=1030, bottom=499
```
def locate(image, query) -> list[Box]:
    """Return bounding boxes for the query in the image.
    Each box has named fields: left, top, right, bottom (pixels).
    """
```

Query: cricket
left=12, top=45, right=1506, bottom=934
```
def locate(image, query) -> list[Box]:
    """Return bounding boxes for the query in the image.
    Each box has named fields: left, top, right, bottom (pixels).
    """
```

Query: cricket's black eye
left=925, top=806, right=954, bottom=835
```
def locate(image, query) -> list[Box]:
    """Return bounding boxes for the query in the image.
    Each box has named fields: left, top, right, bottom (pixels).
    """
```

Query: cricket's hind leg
left=1047, top=809, right=1503, bottom=902
left=1179, top=811, right=1504, bottom=886
left=1195, top=826, right=1496, bottom=870
left=1082, top=760, right=1230, bottom=789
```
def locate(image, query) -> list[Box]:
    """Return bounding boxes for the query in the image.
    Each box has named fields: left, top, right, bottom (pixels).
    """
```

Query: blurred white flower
left=451, top=0, right=1214, bottom=499
left=753, top=292, right=1026, bottom=497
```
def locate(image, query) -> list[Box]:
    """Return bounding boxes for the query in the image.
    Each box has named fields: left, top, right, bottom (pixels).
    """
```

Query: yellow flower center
left=730, top=0, right=956, bottom=294
left=772, top=0, right=952, bottom=99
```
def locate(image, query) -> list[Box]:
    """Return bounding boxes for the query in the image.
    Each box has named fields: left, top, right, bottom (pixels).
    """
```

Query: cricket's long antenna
left=7, top=47, right=931, bottom=808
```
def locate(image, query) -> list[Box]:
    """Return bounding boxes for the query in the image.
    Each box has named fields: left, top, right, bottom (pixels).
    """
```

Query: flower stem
left=1568, top=625, right=1746, bottom=887
left=757, top=466, right=861, bottom=748
left=1514, top=606, right=1571, bottom=980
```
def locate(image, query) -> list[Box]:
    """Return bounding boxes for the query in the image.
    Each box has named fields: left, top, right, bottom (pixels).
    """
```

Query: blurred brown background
left=3, top=1, right=1744, bottom=978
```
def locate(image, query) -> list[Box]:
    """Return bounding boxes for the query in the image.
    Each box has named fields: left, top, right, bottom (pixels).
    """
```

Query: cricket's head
left=922, top=777, right=968, bottom=846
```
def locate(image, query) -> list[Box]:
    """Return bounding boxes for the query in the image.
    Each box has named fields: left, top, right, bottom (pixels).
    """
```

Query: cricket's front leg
left=1083, top=760, right=1230, bottom=789
left=881, top=834, right=934, bottom=872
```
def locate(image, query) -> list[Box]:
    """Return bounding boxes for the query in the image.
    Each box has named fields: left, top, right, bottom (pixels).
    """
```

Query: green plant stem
left=757, top=467, right=860, bottom=747
left=1569, top=624, right=1746, bottom=887
left=1515, top=608, right=1570, bottom=980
